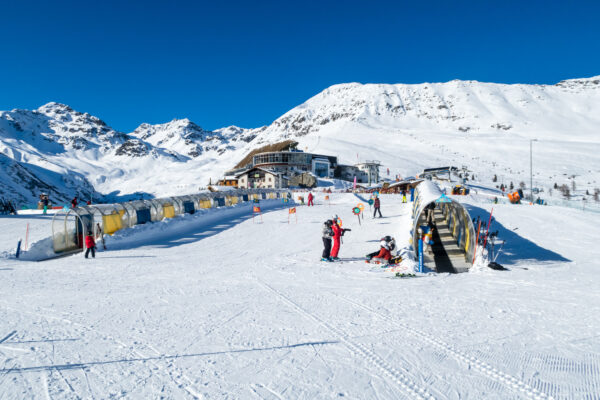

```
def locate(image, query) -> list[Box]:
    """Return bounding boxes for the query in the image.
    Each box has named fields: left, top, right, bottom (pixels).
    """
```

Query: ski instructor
left=321, top=219, right=334, bottom=261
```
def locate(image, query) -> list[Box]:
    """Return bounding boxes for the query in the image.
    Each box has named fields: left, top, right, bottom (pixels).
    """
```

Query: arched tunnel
left=412, top=181, right=476, bottom=273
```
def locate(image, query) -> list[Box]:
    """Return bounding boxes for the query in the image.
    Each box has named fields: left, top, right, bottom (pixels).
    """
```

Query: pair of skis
left=472, top=208, right=506, bottom=268
left=472, top=208, right=494, bottom=265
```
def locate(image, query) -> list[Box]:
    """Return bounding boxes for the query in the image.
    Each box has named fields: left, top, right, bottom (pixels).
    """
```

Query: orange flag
left=289, top=207, right=296, bottom=214
left=253, top=206, right=261, bottom=213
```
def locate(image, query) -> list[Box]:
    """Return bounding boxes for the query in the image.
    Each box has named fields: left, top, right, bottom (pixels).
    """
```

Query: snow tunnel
left=51, top=208, right=94, bottom=254
left=412, top=181, right=476, bottom=273
left=47, top=189, right=291, bottom=258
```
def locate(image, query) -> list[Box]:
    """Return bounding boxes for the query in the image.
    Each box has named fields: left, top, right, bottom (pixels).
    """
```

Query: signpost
left=288, top=207, right=297, bottom=224
left=252, top=205, right=262, bottom=223
left=352, top=207, right=361, bottom=225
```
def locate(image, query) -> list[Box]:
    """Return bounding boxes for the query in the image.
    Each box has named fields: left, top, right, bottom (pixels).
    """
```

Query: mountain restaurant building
left=236, top=167, right=289, bottom=189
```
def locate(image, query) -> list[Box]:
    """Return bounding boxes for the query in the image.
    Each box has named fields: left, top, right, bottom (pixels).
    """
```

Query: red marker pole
left=472, top=220, right=482, bottom=265
left=482, top=208, right=494, bottom=251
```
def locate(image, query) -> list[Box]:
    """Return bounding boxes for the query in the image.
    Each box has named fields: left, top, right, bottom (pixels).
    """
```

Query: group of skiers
left=321, top=216, right=396, bottom=263
left=321, top=216, right=351, bottom=261
left=317, top=188, right=420, bottom=265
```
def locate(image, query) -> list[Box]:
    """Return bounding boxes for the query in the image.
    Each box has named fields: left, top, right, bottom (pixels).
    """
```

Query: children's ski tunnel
left=50, top=189, right=291, bottom=257
left=412, top=181, right=476, bottom=273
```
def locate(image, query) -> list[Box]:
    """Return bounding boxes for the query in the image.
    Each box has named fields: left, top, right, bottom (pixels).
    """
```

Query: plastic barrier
left=136, top=209, right=151, bottom=224
left=183, top=201, right=195, bottom=214
left=163, top=205, right=175, bottom=218
left=102, top=213, right=123, bottom=235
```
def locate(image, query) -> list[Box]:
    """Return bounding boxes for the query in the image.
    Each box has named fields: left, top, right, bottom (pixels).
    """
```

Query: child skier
left=321, top=220, right=334, bottom=261
left=84, top=230, right=96, bottom=259
left=307, top=192, right=314, bottom=206
left=366, top=236, right=396, bottom=263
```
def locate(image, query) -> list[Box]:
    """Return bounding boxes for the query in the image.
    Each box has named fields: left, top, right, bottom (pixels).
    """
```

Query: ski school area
left=0, top=183, right=599, bottom=399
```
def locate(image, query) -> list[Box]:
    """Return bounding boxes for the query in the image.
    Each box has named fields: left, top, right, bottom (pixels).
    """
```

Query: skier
left=84, top=230, right=96, bottom=259
left=307, top=192, right=314, bottom=207
left=71, top=196, right=78, bottom=209
left=401, top=189, right=407, bottom=203
left=425, top=202, right=436, bottom=226
left=366, top=236, right=396, bottom=263
left=373, top=196, right=382, bottom=218
left=321, top=220, right=334, bottom=261
left=420, top=226, right=435, bottom=254
left=330, top=217, right=351, bottom=260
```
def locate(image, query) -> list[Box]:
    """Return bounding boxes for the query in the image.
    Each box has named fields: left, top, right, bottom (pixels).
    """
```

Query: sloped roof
left=234, top=140, right=299, bottom=169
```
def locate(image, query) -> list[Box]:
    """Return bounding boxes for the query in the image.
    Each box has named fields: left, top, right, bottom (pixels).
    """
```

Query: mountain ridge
left=1, top=76, right=599, bottom=206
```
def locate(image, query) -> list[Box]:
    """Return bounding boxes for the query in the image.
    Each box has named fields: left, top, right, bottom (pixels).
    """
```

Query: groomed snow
left=0, top=193, right=599, bottom=399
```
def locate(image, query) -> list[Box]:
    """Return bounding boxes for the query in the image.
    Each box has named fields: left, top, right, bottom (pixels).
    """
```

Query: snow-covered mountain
left=1, top=76, right=599, bottom=206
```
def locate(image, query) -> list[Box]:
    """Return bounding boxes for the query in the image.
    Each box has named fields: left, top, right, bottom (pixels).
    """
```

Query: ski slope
left=1, top=193, right=599, bottom=399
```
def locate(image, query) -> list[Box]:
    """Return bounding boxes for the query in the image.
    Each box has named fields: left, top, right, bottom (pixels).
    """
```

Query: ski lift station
left=51, top=189, right=289, bottom=256
left=412, top=180, right=476, bottom=273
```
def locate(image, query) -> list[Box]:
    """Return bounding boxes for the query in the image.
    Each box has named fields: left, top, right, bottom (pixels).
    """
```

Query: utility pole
left=530, top=139, right=538, bottom=201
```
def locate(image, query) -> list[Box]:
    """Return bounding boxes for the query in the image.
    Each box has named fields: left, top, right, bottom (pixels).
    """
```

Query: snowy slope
left=1, top=76, right=599, bottom=207
left=1, top=193, right=598, bottom=398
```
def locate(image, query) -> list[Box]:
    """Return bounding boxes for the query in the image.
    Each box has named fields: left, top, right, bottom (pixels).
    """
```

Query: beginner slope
left=0, top=193, right=599, bottom=399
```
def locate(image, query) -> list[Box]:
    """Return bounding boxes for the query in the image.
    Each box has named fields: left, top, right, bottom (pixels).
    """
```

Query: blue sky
left=1, top=0, right=598, bottom=132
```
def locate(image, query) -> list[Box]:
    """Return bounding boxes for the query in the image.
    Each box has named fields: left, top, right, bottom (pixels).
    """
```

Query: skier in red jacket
left=330, top=221, right=342, bottom=260
left=84, top=231, right=96, bottom=259
left=307, top=192, right=314, bottom=206
left=366, top=236, right=396, bottom=263
left=330, top=217, right=351, bottom=260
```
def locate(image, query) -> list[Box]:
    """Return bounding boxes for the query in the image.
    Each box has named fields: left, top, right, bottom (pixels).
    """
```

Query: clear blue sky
left=1, top=0, right=598, bottom=132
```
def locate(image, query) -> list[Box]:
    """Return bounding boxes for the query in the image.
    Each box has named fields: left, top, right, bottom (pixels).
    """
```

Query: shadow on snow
left=0, top=340, right=339, bottom=374
left=464, top=204, right=570, bottom=265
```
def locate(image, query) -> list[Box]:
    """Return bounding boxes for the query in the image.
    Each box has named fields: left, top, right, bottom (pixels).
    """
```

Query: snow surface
left=1, top=193, right=599, bottom=399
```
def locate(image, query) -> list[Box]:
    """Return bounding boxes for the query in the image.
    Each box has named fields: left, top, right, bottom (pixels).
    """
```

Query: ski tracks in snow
left=329, top=292, right=554, bottom=400
left=254, top=278, right=436, bottom=400
left=0, top=302, right=204, bottom=399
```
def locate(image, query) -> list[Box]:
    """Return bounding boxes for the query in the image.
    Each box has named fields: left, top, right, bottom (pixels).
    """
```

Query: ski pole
left=24, top=223, right=29, bottom=251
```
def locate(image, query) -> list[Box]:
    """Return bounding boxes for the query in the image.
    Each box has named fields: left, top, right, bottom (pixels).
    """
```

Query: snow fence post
left=418, top=238, right=423, bottom=273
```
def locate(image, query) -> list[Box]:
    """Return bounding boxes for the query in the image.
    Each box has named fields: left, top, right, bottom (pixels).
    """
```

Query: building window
left=313, top=162, right=329, bottom=178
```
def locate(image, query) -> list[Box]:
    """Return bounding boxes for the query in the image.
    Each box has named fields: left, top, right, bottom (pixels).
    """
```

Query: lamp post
left=530, top=139, right=538, bottom=201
